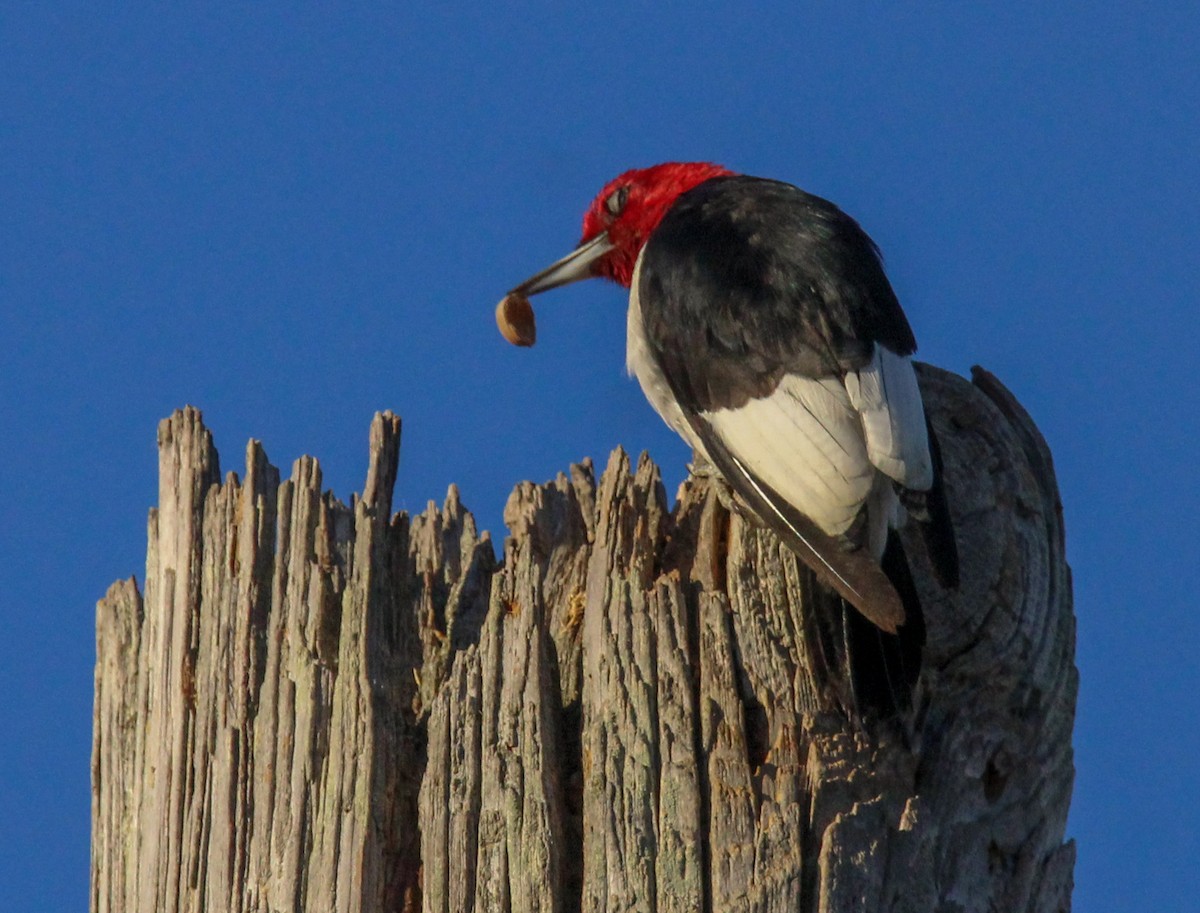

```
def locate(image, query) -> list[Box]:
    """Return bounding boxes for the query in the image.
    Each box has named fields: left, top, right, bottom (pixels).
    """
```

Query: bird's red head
left=508, top=162, right=734, bottom=298
left=579, top=162, right=734, bottom=287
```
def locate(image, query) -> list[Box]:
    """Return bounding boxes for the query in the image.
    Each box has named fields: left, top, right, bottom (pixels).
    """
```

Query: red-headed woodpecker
left=507, top=162, right=958, bottom=651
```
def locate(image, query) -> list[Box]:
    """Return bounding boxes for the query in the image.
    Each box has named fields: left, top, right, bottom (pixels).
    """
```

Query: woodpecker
left=506, top=162, right=958, bottom=708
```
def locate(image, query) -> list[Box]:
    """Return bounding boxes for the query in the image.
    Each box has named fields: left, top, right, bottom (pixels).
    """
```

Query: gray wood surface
left=92, top=365, right=1076, bottom=912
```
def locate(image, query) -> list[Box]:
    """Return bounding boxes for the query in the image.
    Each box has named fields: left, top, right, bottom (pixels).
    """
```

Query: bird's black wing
left=637, top=175, right=917, bottom=413
left=636, top=175, right=925, bottom=632
left=632, top=175, right=957, bottom=715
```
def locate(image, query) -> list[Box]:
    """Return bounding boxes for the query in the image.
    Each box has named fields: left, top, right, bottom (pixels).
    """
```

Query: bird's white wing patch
left=844, top=344, right=933, bottom=490
left=704, top=375, right=875, bottom=537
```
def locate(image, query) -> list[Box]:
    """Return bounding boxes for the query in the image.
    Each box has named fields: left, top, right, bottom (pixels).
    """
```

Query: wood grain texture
left=93, top=365, right=1076, bottom=913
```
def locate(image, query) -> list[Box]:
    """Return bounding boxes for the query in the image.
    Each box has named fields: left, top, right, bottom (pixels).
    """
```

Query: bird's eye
left=605, top=186, right=629, bottom=218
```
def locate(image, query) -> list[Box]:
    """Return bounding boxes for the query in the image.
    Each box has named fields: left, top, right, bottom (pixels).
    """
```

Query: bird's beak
left=509, top=232, right=614, bottom=297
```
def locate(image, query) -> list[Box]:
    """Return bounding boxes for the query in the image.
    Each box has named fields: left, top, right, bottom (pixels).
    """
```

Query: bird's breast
left=626, top=255, right=708, bottom=458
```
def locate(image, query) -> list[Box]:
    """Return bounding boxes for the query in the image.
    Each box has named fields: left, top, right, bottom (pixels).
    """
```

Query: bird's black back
left=638, top=175, right=917, bottom=412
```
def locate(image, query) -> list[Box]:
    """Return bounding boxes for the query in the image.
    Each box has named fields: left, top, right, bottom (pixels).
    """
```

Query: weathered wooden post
left=92, top=365, right=1076, bottom=913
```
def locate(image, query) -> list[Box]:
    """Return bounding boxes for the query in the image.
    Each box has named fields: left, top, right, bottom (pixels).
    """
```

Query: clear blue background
left=3, top=4, right=1196, bottom=910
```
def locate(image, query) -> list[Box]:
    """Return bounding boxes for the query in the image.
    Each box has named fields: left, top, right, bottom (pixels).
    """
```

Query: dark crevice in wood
left=677, top=573, right=713, bottom=913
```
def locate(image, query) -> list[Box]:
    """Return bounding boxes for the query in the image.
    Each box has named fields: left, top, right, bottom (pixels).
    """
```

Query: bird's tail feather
left=802, top=530, right=925, bottom=719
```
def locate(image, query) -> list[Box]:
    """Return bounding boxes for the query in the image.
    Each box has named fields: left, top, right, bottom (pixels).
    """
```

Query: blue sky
left=2, top=4, right=1197, bottom=910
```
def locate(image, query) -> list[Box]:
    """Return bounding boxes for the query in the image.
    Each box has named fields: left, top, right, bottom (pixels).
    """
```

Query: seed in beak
left=495, top=292, right=537, bottom=347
